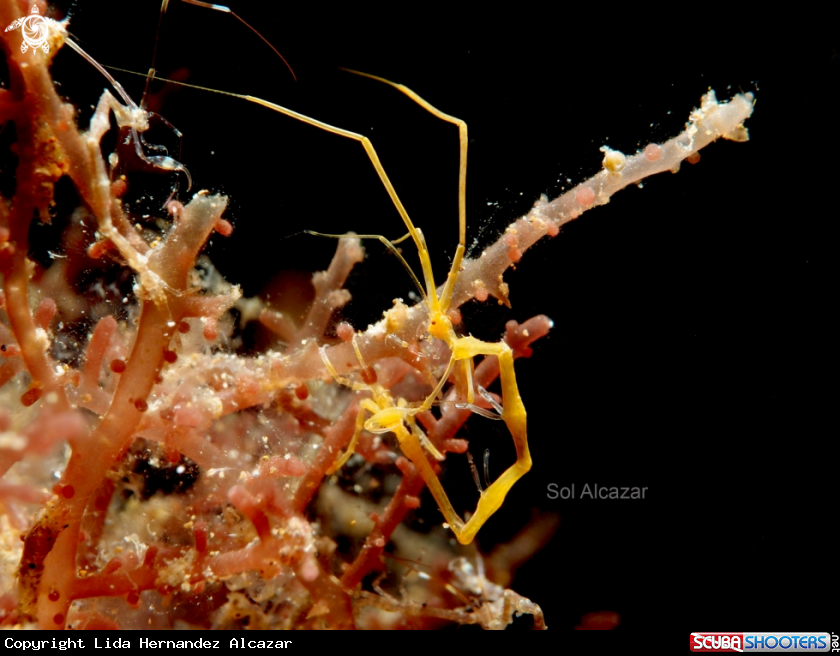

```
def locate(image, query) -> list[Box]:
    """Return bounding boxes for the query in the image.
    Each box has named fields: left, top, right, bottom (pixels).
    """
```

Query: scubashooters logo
left=690, top=632, right=831, bottom=652
left=4, top=5, right=57, bottom=54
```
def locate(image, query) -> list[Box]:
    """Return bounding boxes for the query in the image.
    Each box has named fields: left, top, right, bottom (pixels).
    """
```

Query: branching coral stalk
left=274, top=87, right=753, bottom=389
left=451, top=91, right=754, bottom=309
left=260, top=236, right=364, bottom=347
left=2, top=1, right=234, bottom=625
left=21, top=195, right=234, bottom=626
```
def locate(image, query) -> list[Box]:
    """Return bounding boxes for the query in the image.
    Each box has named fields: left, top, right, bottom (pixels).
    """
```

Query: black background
left=26, top=1, right=838, bottom=632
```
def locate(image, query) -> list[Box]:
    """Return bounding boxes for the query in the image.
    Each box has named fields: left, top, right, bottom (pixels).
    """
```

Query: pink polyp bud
left=88, top=239, right=114, bottom=259
left=404, top=495, right=421, bottom=509
left=174, top=405, right=202, bottom=427
left=644, top=143, right=662, bottom=162
left=336, top=322, right=355, bottom=342
left=235, top=374, right=260, bottom=398
left=111, top=179, right=127, bottom=198
left=299, top=555, right=319, bottom=582
left=228, top=485, right=257, bottom=515
left=34, top=298, right=57, bottom=330
left=166, top=200, right=184, bottom=220
left=102, top=558, right=123, bottom=574
left=193, top=522, right=208, bottom=554
left=395, top=456, right=415, bottom=476
left=575, top=186, right=595, bottom=206
left=143, top=546, right=158, bottom=567
left=443, top=438, right=468, bottom=454
left=21, top=388, right=42, bottom=407
left=164, top=444, right=180, bottom=464
left=203, top=319, right=218, bottom=341
left=261, top=455, right=307, bottom=478
left=214, top=218, right=233, bottom=236
left=360, top=365, right=377, bottom=385
left=373, top=450, right=395, bottom=465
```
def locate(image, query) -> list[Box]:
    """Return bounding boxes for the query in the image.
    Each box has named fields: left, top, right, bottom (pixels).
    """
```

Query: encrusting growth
left=0, top=0, right=753, bottom=630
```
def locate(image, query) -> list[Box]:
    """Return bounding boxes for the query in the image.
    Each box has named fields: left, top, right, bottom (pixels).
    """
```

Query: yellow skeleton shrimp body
left=316, top=71, right=532, bottom=545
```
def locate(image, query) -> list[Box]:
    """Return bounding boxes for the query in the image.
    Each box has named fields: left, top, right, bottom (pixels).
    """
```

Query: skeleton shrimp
left=308, top=71, right=532, bottom=545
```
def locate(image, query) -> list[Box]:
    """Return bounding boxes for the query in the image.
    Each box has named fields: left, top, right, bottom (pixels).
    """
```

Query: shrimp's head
left=427, top=309, right=454, bottom=342
left=364, top=407, right=411, bottom=434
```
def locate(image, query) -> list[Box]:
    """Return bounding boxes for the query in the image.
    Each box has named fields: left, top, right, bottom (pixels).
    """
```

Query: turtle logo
left=5, top=5, right=56, bottom=54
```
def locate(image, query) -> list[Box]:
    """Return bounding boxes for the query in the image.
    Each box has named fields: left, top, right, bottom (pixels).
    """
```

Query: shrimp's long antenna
left=146, top=1, right=296, bottom=105
left=180, top=0, right=296, bottom=82
left=305, top=230, right=425, bottom=299
left=144, top=0, right=170, bottom=107
left=105, top=69, right=438, bottom=305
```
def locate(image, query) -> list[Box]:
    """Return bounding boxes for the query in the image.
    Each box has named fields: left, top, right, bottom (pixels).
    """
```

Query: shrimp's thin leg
left=400, top=338, right=530, bottom=545
left=305, top=230, right=425, bottom=300
left=327, top=398, right=380, bottom=475
left=340, top=69, right=468, bottom=313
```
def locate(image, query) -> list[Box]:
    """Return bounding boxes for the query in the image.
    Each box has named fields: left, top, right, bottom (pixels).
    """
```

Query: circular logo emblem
left=5, top=5, right=54, bottom=55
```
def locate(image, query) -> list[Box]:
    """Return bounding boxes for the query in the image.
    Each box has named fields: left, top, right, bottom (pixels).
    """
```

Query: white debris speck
left=0, top=432, right=26, bottom=451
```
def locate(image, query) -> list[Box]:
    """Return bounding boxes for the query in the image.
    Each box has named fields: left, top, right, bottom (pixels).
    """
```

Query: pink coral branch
left=21, top=196, right=231, bottom=627
left=451, top=92, right=754, bottom=308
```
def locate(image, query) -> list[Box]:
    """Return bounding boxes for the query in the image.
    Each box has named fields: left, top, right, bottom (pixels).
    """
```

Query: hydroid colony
left=0, top=0, right=753, bottom=629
